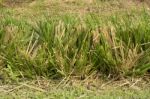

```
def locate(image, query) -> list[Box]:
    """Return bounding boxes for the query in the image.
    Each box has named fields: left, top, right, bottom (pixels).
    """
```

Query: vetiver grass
left=1, top=0, right=150, bottom=98
left=0, top=10, right=150, bottom=81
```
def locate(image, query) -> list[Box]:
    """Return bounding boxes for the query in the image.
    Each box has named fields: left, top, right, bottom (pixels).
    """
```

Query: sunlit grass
left=0, top=9, right=150, bottom=81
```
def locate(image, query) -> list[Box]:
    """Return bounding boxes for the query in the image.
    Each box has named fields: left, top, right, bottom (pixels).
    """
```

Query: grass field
left=1, top=0, right=150, bottom=98
left=0, top=84, right=150, bottom=99
left=0, top=78, right=150, bottom=99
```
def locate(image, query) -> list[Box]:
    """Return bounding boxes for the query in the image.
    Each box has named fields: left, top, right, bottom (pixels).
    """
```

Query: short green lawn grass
left=0, top=80, right=150, bottom=99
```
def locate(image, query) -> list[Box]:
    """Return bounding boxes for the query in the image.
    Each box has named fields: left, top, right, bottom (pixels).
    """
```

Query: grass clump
left=0, top=10, right=150, bottom=81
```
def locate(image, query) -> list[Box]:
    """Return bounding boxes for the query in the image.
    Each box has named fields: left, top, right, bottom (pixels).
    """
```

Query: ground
left=0, top=78, right=150, bottom=98
left=1, top=0, right=150, bottom=98
left=0, top=78, right=150, bottom=99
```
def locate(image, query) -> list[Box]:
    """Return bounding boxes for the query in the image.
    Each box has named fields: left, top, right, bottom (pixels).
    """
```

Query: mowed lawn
left=1, top=85, right=150, bottom=99
left=0, top=78, right=150, bottom=99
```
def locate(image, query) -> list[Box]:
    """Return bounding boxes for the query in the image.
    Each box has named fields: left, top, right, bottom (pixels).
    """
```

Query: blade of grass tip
left=28, top=36, right=39, bottom=56
left=26, top=33, right=34, bottom=54
left=141, top=42, right=150, bottom=46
